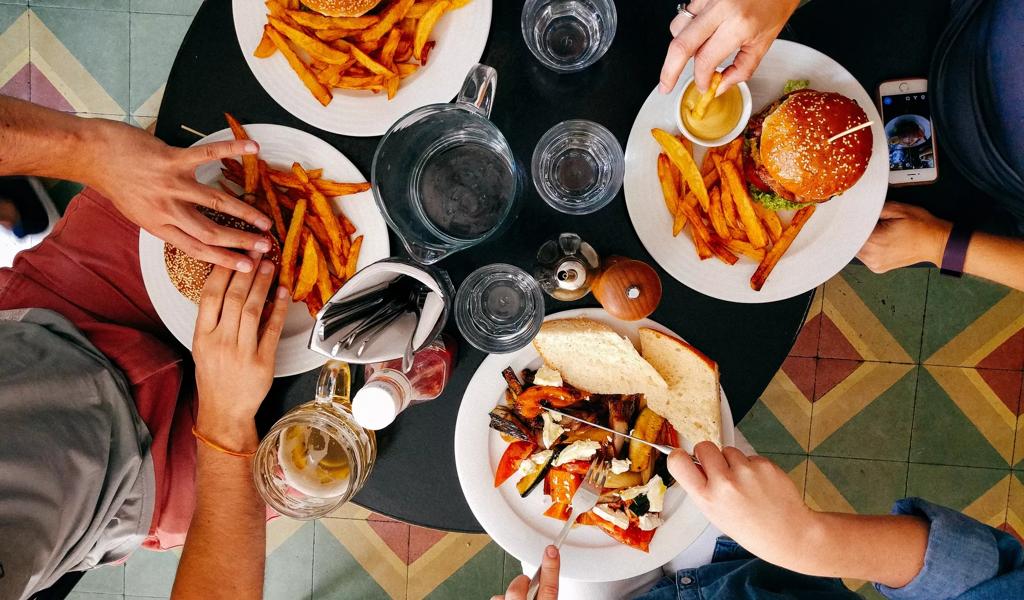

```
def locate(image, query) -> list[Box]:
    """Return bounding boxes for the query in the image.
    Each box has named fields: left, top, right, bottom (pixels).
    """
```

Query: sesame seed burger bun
left=748, top=90, right=872, bottom=203
left=163, top=209, right=281, bottom=304
left=299, top=0, right=382, bottom=17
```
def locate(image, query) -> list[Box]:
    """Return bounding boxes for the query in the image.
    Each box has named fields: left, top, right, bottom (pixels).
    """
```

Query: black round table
left=155, top=0, right=958, bottom=533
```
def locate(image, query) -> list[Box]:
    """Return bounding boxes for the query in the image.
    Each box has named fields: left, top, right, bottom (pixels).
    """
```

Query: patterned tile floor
left=2, top=2, right=1023, bottom=599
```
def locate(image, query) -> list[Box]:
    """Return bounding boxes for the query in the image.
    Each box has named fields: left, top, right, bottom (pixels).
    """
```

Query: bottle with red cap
left=351, top=334, right=456, bottom=430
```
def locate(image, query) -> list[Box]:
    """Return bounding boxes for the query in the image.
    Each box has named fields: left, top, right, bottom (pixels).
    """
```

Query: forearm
left=781, top=512, right=928, bottom=589
left=962, top=231, right=1024, bottom=291
left=0, top=96, right=115, bottom=184
left=171, top=417, right=266, bottom=600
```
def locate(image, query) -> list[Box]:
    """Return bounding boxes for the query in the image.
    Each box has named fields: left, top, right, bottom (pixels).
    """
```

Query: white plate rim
left=624, top=40, right=888, bottom=304
left=454, top=307, right=735, bottom=582
left=231, top=0, right=493, bottom=137
left=138, top=123, right=390, bottom=377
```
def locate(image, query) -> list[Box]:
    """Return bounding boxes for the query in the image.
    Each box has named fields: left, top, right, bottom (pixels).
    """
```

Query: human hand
left=87, top=120, right=273, bottom=272
left=669, top=442, right=820, bottom=568
left=192, top=258, right=289, bottom=450
left=659, top=0, right=800, bottom=94
left=857, top=202, right=952, bottom=273
left=492, top=545, right=559, bottom=600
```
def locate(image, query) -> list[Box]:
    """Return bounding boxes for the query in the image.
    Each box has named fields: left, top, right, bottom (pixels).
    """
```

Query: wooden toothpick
left=180, top=124, right=208, bottom=138
left=827, top=121, right=874, bottom=143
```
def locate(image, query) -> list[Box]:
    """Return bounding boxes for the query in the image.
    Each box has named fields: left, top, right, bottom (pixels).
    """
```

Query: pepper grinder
left=591, top=256, right=662, bottom=321
left=533, top=233, right=601, bottom=301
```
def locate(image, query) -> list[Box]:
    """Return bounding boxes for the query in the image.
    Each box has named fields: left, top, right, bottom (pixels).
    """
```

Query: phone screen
left=881, top=92, right=936, bottom=171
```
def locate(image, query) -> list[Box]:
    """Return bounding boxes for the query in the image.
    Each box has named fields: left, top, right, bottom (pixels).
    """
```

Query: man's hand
left=857, top=202, right=952, bottom=273
left=659, top=0, right=800, bottom=94
left=89, top=121, right=274, bottom=272
left=492, top=545, right=559, bottom=600
left=192, top=258, right=289, bottom=450
left=669, top=442, right=821, bottom=568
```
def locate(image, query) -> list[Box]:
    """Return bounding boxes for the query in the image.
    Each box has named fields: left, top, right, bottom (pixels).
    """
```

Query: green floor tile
left=124, top=548, right=179, bottom=598
left=130, top=0, right=201, bottom=15
left=739, top=401, right=807, bottom=455
left=922, top=270, right=1020, bottom=365
left=267, top=521, right=315, bottom=600
left=807, top=457, right=908, bottom=515
left=852, top=581, right=887, bottom=600
left=0, top=3, right=25, bottom=31
left=501, top=551, right=521, bottom=592
left=811, top=366, right=917, bottom=461
left=910, top=367, right=1013, bottom=468
left=763, top=452, right=809, bottom=495
left=906, top=463, right=1010, bottom=518
left=128, top=11, right=191, bottom=115
left=311, top=522, right=393, bottom=600
left=66, top=593, right=122, bottom=600
left=0, top=1, right=27, bottom=6
left=72, top=564, right=124, bottom=595
left=30, top=0, right=128, bottom=10
left=833, top=264, right=928, bottom=361
left=424, top=541, right=504, bottom=599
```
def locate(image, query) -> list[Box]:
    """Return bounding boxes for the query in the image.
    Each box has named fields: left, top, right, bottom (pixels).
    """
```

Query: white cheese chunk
left=516, top=449, right=553, bottom=477
left=533, top=365, right=563, bottom=387
left=551, top=440, right=600, bottom=466
left=610, top=458, right=632, bottom=474
left=637, top=513, right=663, bottom=531
left=618, top=475, right=667, bottom=513
left=592, top=504, right=630, bottom=530
left=541, top=412, right=566, bottom=449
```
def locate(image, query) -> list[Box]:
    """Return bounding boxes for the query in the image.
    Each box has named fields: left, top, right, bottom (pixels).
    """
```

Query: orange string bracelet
left=191, top=426, right=257, bottom=458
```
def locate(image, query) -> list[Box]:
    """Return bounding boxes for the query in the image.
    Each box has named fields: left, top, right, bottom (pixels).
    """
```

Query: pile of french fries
left=651, top=128, right=816, bottom=291
left=254, top=0, right=472, bottom=105
left=220, top=113, right=369, bottom=317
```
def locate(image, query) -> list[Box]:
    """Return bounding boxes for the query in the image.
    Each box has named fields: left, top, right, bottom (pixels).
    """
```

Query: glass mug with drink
left=372, top=64, right=521, bottom=265
left=253, top=361, right=376, bottom=519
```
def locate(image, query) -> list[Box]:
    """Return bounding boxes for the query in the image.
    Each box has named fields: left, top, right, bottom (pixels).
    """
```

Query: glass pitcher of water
left=372, top=64, right=521, bottom=264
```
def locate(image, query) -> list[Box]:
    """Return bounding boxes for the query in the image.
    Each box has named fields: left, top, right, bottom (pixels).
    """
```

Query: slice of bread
left=532, top=318, right=668, bottom=394
left=639, top=328, right=722, bottom=448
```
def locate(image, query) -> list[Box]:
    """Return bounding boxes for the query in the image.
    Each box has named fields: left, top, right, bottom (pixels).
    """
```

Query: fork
left=525, top=458, right=609, bottom=600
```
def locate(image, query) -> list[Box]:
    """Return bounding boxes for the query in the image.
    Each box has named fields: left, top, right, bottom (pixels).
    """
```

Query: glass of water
left=521, top=0, right=617, bottom=73
left=532, top=120, right=624, bottom=215
left=455, top=264, right=545, bottom=354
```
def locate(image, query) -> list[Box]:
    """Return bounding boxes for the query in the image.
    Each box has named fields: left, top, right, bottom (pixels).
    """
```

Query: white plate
left=454, top=308, right=735, bottom=582
left=232, top=0, right=493, bottom=137
left=624, top=40, right=888, bottom=303
left=138, top=124, right=390, bottom=377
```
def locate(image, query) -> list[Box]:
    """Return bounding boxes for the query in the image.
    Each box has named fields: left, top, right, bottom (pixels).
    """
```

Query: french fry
left=304, top=293, right=325, bottom=319
left=292, top=163, right=346, bottom=260
left=720, top=172, right=738, bottom=228
left=407, top=1, right=434, bottom=18
left=334, top=39, right=395, bottom=76
left=356, top=0, right=415, bottom=42
left=420, top=41, right=436, bottom=64
left=224, top=113, right=258, bottom=195
left=268, top=16, right=351, bottom=64
left=258, top=161, right=288, bottom=241
left=707, top=238, right=740, bottom=265
left=254, top=29, right=277, bottom=58
left=724, top=137, right=743, bottom=162
left=691, top=72, right=723, bottom=120
left=707, top=186, right=730, bottom=240
left=339, top=212, right=357, bottom=237
left=313, top=238, right=334, bottom=305
left=651, top=128, right=709, bottom=212
left=450, top=0, right=472, bottom=7
left=306, top=219, right=345, bottom=275
left=714, top=154, right=768, bottom=248
left=293, top=236, right=319, bottom=301
left=345, top=235, right=363, bottom=280
left=414, top=0, right=450, bottom=60
left=268, top=171, right=370, bottom=196
left=754, top=202, right=784, bottom=243
left=397, top=63, right=419, bottom=78
left=315, top=28, right=358, bottom=41
left=380, top=27, right=402, bottom=65
left=725, top=239, right=767, bottom=262
left=265, top=0, right=287, bottom=17
left=280, top=196, right=307, bottom=291
left=285, top=0, right=299, bottom=9
left=700, top=148, right=717, bottom=176
left=656, top=154, right=686, bottom=237
left=286, top=11, right=379, bottom=30
left=264, top=25, right=333, bottom=106
left=751, top=206, right=816, bottom=291
left=395, top=38, right=414, bottom=63
left=336, top=75, right=386, bottom=91
left=728, top=226, right=748, bottom=242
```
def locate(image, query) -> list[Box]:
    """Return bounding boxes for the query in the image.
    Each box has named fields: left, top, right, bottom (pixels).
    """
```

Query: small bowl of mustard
left=674, top=75, right=752, bottom=148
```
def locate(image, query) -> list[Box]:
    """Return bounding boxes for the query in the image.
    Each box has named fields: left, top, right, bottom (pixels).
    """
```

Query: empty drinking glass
left=532, top=120, right=624, bottom=214
left=455, top=264, right=545, bottom=354
left=521, top=0, right=617, bottom=73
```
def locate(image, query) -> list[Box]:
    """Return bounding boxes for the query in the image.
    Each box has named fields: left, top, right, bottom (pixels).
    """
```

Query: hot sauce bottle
left=351, top=334, right=456, bottom=430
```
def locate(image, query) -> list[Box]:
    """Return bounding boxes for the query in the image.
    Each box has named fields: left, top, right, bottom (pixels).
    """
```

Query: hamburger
left=164, top=209, right=281, bottom=304
left=743, top=83, right=873, bottom=210
left=299, top=0, right=382, bottom=17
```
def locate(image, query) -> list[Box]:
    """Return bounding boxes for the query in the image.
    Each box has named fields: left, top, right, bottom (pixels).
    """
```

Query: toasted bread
left=639, top=328, right=722, bottom=448
left=532, top=318, right=668, bottom=395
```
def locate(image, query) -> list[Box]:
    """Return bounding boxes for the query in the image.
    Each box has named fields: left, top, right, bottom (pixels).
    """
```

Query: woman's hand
left=88, top=120, right=273, bottom=272
left=659, top=0, right=800, bottom=94
left=857, top=202, right=952, bottom=273
left=669, top=442, right=822, bottom=568
left=492, top=546, right=559, bottom=600
left=192, top=257, right=289, bottom=450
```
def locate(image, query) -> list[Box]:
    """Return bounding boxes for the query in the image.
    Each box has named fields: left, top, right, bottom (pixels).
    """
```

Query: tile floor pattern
left=3, top=2, right=1023, bottom=599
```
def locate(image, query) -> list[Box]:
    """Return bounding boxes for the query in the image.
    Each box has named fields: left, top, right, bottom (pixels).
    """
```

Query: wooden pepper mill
left=591, top=256, right=663, bottom=321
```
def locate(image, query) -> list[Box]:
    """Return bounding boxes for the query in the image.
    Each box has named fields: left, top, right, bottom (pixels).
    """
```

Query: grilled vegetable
left=494, top=441, right=535, bottom=487
left=515, top=386, right=586, bottom=419
left=564, top=426, right=613, bottom=445
left=608, top=394, right=639, bottom=455
left=604, top=470, right=644, bottom=489
left=502, top=366, right=524, bottom=397
left=489, top=406, right=532, bottom=442
left=628, top=408, right=665, bottom=473
left=516, top=449, right=557, bottom=497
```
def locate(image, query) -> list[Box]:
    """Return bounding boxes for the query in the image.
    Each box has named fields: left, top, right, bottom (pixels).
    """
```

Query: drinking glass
left=531, top=120, right=624, bottom=214
left=521, top=0, right=617, bottom=73
left=372, top=64, right=522, bottom=265
left=253, top=361, right=376, bottom=519
left=455, top=264, right=545, bottom=353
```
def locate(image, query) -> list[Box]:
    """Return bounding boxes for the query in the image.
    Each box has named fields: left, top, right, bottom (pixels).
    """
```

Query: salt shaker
left=533, top=232, right=601, bottom=301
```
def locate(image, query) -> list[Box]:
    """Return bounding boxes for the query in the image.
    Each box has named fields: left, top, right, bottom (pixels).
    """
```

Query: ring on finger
left=676, top=1, right=696, bottom=19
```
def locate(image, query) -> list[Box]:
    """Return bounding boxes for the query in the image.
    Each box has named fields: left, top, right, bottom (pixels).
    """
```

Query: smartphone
left=878, top=79, right=939, bottom=186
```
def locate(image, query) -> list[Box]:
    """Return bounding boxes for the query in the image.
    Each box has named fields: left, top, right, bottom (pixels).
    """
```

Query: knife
left=542, top=407, right=701, bottom=465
